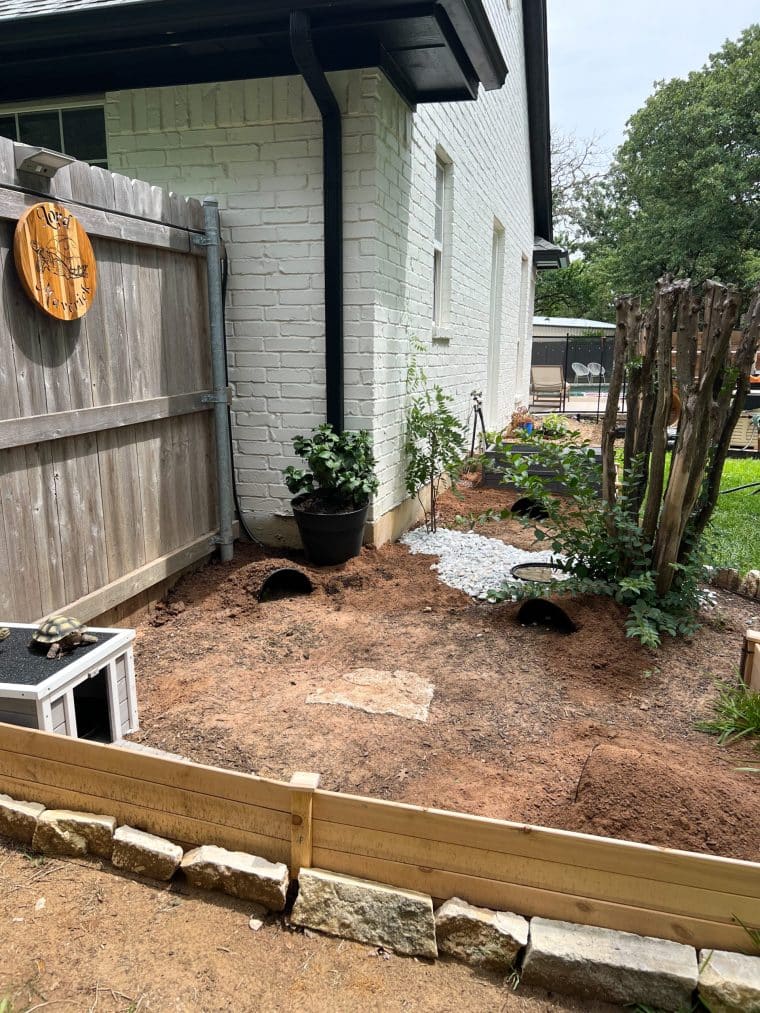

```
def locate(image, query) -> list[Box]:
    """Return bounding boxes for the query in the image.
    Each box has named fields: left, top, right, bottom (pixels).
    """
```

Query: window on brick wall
left=433, top=154, right=452, bottom=330
left=0, top=102, right=108, bottom=168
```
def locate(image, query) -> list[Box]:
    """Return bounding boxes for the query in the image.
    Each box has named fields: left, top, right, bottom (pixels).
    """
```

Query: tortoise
left=31, top=616, right=98, bottom=659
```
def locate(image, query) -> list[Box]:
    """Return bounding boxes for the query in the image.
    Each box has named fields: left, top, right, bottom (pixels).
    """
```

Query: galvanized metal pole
left=202, top=197, right=235, bottom=563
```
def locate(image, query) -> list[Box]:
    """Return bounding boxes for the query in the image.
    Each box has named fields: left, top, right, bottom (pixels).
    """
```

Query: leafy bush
left=284, top=424, right=378, bottom=510
left=538, top=413, right=569, bottom=439
left=404, top=348, right=465, bottom=532
left=696, top=678, right=760, bottom=745
left=480, top=431, right=707, bottom=648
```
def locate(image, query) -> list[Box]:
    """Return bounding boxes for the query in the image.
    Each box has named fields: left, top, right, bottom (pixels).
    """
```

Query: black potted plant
left=284, top=423, right=379, bottom=565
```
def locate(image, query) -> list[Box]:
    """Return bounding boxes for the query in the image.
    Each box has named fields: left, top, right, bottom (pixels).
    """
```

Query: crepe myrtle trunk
left=601, top=279, right=760, bottom=597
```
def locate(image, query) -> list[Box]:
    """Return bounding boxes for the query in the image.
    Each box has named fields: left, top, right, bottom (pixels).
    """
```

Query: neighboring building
left=533, top=316, right=616, bottom=339
left=0, top=0, right=562, bottom=545
left=532, top=316, right=616, bottom=383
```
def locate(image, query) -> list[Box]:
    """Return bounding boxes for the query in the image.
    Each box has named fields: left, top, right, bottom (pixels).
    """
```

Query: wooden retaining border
left=0, top=722, right=758, bottom=955
left=744, top=628, right=760, bottom=691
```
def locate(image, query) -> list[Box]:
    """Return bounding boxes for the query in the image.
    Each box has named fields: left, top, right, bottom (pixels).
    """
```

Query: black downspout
left=289, top=10, right=344, bottom=433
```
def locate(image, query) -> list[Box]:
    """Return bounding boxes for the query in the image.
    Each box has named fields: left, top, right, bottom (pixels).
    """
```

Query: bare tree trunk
left=601, top=297, right=634, bottom=517
left=652, top=281, right=743, bottom=594
left=690, top=286, right=760, bottom=539
left=624, top=306, right=657, bottom=520
left=641, top=281, right=680, bottom=544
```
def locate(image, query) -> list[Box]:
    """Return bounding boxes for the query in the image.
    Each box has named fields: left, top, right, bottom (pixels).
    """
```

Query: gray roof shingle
left=0, top=0, right=149, bottom=20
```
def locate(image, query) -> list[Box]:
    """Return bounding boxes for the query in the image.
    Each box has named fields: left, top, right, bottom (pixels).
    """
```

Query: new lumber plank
left=0, top=748, right=290, bottom=844
left=314, top=791, right=760, bottom=900
left=311, top=820, right=759, bottom=926
left=0, top=772, right=288, bottom=866
left=311, top=847, right=758, bottom=955
left=0, top=723, right=290, bottom=813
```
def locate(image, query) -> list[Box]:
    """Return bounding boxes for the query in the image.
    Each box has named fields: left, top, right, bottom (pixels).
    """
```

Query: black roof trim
left=522, top=0, right=553, bottom=242
left=533, top=236, right=568, bottom=271
left=0, top=1, right=505, bottom=105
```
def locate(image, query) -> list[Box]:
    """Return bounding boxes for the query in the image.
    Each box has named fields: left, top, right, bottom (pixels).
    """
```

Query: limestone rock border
left=1, top=789, right=759, bottom=1012
left=711, top=566, right=760, bottom=600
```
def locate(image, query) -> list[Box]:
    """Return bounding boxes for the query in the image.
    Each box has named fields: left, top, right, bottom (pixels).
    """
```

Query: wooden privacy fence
left=0, top=722, right=758, bottom=955
left=0, top=138, right=217, bottom=624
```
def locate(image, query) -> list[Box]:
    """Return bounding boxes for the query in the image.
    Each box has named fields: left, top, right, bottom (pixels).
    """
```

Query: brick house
left=0, top=0, right=562, bottom=545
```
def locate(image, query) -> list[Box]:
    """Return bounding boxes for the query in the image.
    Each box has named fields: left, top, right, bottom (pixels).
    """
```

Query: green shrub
left=404, top=347, right=466, bottom=532
left=284, top=424, right=378, bottom=510
left=697, top=678, right=760, bottom=745
left=479, top=432, right=706, bottom=648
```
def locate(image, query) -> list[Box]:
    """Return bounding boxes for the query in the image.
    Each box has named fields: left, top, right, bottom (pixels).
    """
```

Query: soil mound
left=566, top=742, right=760, bottom=860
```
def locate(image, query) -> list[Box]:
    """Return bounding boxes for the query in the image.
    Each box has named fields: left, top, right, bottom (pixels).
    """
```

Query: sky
left=546, top=0, right=759, bottom=165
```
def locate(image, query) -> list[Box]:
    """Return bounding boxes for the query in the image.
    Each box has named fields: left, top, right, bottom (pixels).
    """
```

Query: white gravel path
left=400, top=527, right=557, bottom=600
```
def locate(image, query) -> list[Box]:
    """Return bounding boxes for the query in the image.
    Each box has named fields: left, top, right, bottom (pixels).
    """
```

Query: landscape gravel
left=400, top=527, right=557, bottom=599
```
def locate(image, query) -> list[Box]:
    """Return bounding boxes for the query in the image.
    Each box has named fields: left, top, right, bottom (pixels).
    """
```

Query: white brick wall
left=104, top=0, right=536, bottom=541
left=368, top=0, right=536, bottom=517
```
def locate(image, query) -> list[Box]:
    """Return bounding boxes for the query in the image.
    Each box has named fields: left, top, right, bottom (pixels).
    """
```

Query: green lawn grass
left=708, top=457, right=760, bottom=574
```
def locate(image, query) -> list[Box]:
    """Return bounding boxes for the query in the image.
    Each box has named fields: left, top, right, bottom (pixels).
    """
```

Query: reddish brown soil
left=130, top=485, right=760, bottom=863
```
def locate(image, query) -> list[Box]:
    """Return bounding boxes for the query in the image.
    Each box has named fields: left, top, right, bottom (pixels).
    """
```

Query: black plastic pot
left=291, top=494, right=369, bottom=566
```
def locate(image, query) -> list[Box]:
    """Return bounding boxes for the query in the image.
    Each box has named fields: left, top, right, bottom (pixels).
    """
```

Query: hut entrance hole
left=257, top=568, right=314, bottom=603
left=73, top=668, right=112, bottom=741
left=511, top=497, right=549, bottom=520
left=517, top=598, right=577, bottom=634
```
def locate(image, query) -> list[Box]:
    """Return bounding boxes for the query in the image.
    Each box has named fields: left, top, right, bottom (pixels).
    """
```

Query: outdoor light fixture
left=14, top=144, right=76, bottom=178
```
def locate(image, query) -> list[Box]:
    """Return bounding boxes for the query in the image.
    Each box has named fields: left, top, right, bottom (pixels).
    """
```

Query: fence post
left=744, top=629, right=760, bottom=691
left=289, top=771, right=320, bottom=878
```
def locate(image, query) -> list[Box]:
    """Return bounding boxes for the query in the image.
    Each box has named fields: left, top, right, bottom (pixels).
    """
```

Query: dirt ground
left=128, top=483, right=760, bottom=863
left=0, top=840, right=616, bottom=1013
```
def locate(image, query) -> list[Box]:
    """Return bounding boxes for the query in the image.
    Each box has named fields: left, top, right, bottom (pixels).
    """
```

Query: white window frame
left=486, top=220, right=506, bottom=427
left=433, top=151, right=453, bottom=338
left=0, top=96, right=108, bottom=168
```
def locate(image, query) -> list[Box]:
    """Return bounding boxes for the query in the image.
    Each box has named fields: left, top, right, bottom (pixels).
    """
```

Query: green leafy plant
left=539, top=413, right=569, bottom=439
left=284, top=423, right=378, bottom=511
left=477, top=434, right=706, bottom=648
left=696, top=677, right=760, bottom=745
left=404, top=345, right=466, bottom=532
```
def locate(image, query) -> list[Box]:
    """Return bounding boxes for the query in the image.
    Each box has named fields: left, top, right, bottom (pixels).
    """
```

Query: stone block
left=699, top=948, right=760, bottom=1013
left=0, top=793, right=45, bottom=845
left=291, top=868, right=437, bottom=958
left=434, top=897, right=528, bottom=970
left=112, top=826, right=183, bottom=881
left=181, top=845, right=288, bottom=911
left=521, top=918, right=698, bottom=1011
left=32, top=809, right=116, bottom=859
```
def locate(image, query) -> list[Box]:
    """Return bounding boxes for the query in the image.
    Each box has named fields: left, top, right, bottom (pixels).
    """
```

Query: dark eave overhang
left=533, top=236, right=568, bottom=271
left=522, top=0, right=553, bottom=243
left=0, top=1, right=507, bottom=108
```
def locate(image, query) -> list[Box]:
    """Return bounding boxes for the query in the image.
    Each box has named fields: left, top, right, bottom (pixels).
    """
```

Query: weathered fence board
left=0, top=723, right=757, bottom=955
left=0, top=138, right=217, bottom=622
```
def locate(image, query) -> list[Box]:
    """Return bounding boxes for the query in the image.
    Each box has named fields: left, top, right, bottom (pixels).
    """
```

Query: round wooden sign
left=13, top=202, right=97, bottom=320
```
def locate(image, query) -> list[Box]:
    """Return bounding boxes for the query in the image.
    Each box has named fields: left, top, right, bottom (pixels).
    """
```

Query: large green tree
left=538, top=24, right=760, bottom=318
left=534, top=131, right=615, bottom=320
left=583, top=24, right=760, bottom=296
